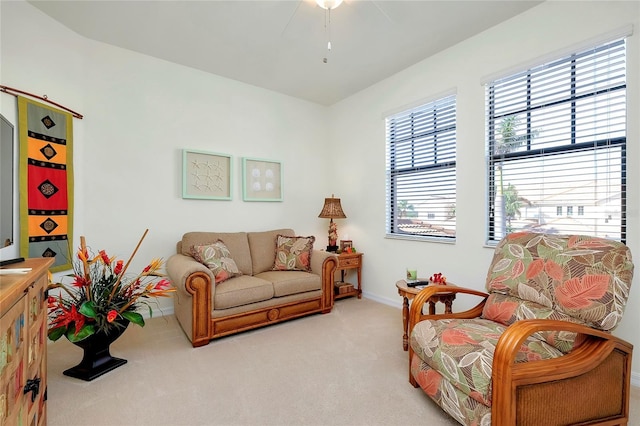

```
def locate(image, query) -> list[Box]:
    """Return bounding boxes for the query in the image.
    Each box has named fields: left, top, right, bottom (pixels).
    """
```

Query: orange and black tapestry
left=18, top=96, right=73, bottom=272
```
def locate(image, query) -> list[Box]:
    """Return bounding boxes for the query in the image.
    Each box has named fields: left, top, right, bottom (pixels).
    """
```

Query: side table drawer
left=338, top=256, right=360, bottom=268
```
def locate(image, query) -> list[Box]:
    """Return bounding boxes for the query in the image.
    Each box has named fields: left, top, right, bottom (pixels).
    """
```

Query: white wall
left=0, top=0, right=332, bottom=311
left=328, top=0, right=640, bottom=383
left=2, top=0, right=640, bottom=383
left=0, top=0, right=87, bottom=261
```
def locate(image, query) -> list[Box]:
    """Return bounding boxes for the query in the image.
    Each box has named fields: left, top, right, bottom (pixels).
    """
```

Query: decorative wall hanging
left=242, top=157, right=283, bottom=202
left=18, top=96, right=74, bottom=272
left=182, top=149, right=232, bottom=200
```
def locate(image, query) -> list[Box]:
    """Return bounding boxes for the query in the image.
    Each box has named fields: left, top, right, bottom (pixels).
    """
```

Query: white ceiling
left=27, top=0, right=543, bottom=106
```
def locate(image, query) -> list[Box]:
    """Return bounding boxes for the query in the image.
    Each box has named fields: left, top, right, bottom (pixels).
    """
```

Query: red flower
left=77, top=248, right=89, bottom=262
left=51, top=304, right=87, bottom=336
left=154, top=279, right=170, bottom=290
left=99, top=250, right=110, bottom=264
left=107, top=310, right=118, bottom=323
left=114, top=260, right=124, bottom=275
left=131, top=278, right=141, bottom=290
left=72, top=275, right=88, bottom=288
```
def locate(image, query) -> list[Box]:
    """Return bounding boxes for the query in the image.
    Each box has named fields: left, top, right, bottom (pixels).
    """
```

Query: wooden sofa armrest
left=311, top=250, right=338, bottom=312
left=166, top=253, right=214, bottom=296
left=408, top=285, right=489, bottom=331
left=166, top=253, right=215, bottom=347
left=492, top=319, right=634, bottom=424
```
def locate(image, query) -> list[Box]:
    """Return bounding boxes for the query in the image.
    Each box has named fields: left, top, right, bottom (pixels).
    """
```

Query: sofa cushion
left=273, top=235, right=315, bottom=272
left=410, top=355, right=491, bottom=425
left=482, top=293, right=583, bottom=353
left=255, top=270, right=321, bottom=297
left=410, top=317, right=564, bottom=407
left=214, top=275, right=274, bottom=310
left=248, top=229, right=294, bottom=274
left=181, top=232, right=253, bottom=275
left=483, top=233, right=633, bottom=332
left=191, top=241, right=242, bottom=284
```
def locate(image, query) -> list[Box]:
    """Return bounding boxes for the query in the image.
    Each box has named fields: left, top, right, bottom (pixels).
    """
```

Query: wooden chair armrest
left=408, top=285, right=489, bottom=332
left=407, top=285, right=489, bottom=388
left=492, top=319, right=634, bottom=423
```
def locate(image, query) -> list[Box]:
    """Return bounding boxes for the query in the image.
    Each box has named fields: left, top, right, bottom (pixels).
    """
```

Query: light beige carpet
left=47, top=298, right=639, bottom=426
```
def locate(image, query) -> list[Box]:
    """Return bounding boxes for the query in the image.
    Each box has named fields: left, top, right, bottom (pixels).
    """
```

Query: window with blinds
left=386, top=94, right=456, bottom=240
left=486, top=38, right=627, bottom=243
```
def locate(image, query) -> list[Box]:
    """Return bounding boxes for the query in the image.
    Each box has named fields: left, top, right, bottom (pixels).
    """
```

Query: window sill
left=385, top=234, right=456, bottom=244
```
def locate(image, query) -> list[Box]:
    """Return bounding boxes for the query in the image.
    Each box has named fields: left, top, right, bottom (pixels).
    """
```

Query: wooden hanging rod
left=0, top=84, right=84, bottom=119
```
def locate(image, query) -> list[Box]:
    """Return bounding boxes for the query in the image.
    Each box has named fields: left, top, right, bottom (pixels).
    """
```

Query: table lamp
left=318, top=194, right=346, bottom=252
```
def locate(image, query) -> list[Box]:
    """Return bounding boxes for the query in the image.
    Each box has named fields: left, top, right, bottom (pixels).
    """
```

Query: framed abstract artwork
left=182, top=149, right=232, bottom=200
left=242, top=157, right=283, bottom=202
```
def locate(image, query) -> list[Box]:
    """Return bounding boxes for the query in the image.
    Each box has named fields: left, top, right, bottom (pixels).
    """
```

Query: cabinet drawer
left=0, top=258, right=53, bottom=426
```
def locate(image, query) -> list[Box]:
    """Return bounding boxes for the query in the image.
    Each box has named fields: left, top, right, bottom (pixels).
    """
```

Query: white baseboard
left=362, top=291, right=401, bottom=309
left=361, top=291, right=640, bottom=389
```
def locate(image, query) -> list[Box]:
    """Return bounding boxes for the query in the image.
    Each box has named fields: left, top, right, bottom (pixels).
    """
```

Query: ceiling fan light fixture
left=316, top=0, right=343, bottom=10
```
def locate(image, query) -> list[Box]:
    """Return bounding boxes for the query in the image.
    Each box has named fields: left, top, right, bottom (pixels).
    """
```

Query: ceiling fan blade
left=281, top=0, right=305, bottom=36
left=370, top=0, right=395, bottom=25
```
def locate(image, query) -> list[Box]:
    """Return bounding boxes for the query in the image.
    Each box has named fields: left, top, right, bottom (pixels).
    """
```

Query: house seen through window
left=486, top=38, right=627, bottom=242
left=385, top=94, right=456, bottom=240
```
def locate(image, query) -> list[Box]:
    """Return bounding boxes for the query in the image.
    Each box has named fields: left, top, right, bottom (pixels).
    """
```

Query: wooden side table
left=396, top=279, right=456, bottom=351
left=334, top=252, right=362, bottom=300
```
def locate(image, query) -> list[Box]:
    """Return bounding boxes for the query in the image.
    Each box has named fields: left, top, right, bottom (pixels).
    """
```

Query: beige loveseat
left=166, top=228, right=338, bottom=347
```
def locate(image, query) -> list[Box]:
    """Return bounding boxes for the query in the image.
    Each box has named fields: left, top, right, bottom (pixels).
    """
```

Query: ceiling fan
left=282, top=0, right=352, bottom=63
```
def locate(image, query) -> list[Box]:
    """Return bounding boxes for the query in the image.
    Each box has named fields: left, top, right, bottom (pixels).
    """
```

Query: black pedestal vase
left=63, top=321, right=129, bottom=381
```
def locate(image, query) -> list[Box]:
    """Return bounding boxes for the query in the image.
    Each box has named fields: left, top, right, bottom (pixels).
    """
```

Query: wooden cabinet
left=334, top=252, right=362, bottom=300
left=0, top=258, right=53, bottom=426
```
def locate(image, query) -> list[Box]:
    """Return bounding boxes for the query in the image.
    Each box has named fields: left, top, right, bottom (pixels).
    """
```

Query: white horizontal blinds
left=486, top=38, right=626, bottom=242
left=386, top=95, right=456, bottom=239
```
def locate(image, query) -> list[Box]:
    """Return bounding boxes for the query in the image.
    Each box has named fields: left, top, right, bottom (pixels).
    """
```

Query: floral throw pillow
left=191, top=240, right=242, bottom=284
left=272, top=235, right=315, bottom=272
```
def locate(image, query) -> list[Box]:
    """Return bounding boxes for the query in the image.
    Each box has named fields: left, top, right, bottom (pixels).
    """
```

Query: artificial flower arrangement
left=47, top=230, right=175, bottom=343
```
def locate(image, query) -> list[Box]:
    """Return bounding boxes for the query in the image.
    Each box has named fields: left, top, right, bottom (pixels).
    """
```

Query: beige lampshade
left=318, top=195, right=347, bottom=219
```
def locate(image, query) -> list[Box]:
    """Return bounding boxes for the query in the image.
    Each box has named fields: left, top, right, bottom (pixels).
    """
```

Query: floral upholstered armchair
left=408, top=233, right=634, bottom=425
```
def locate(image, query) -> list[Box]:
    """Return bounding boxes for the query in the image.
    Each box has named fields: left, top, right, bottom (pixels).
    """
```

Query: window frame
left=385, top=94, right=457, bottom=242
left=485, top=38, right=627, bottom=243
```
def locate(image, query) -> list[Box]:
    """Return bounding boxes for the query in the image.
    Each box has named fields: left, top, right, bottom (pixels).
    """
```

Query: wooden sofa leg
left=191, top=338, right=209, bottom=348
